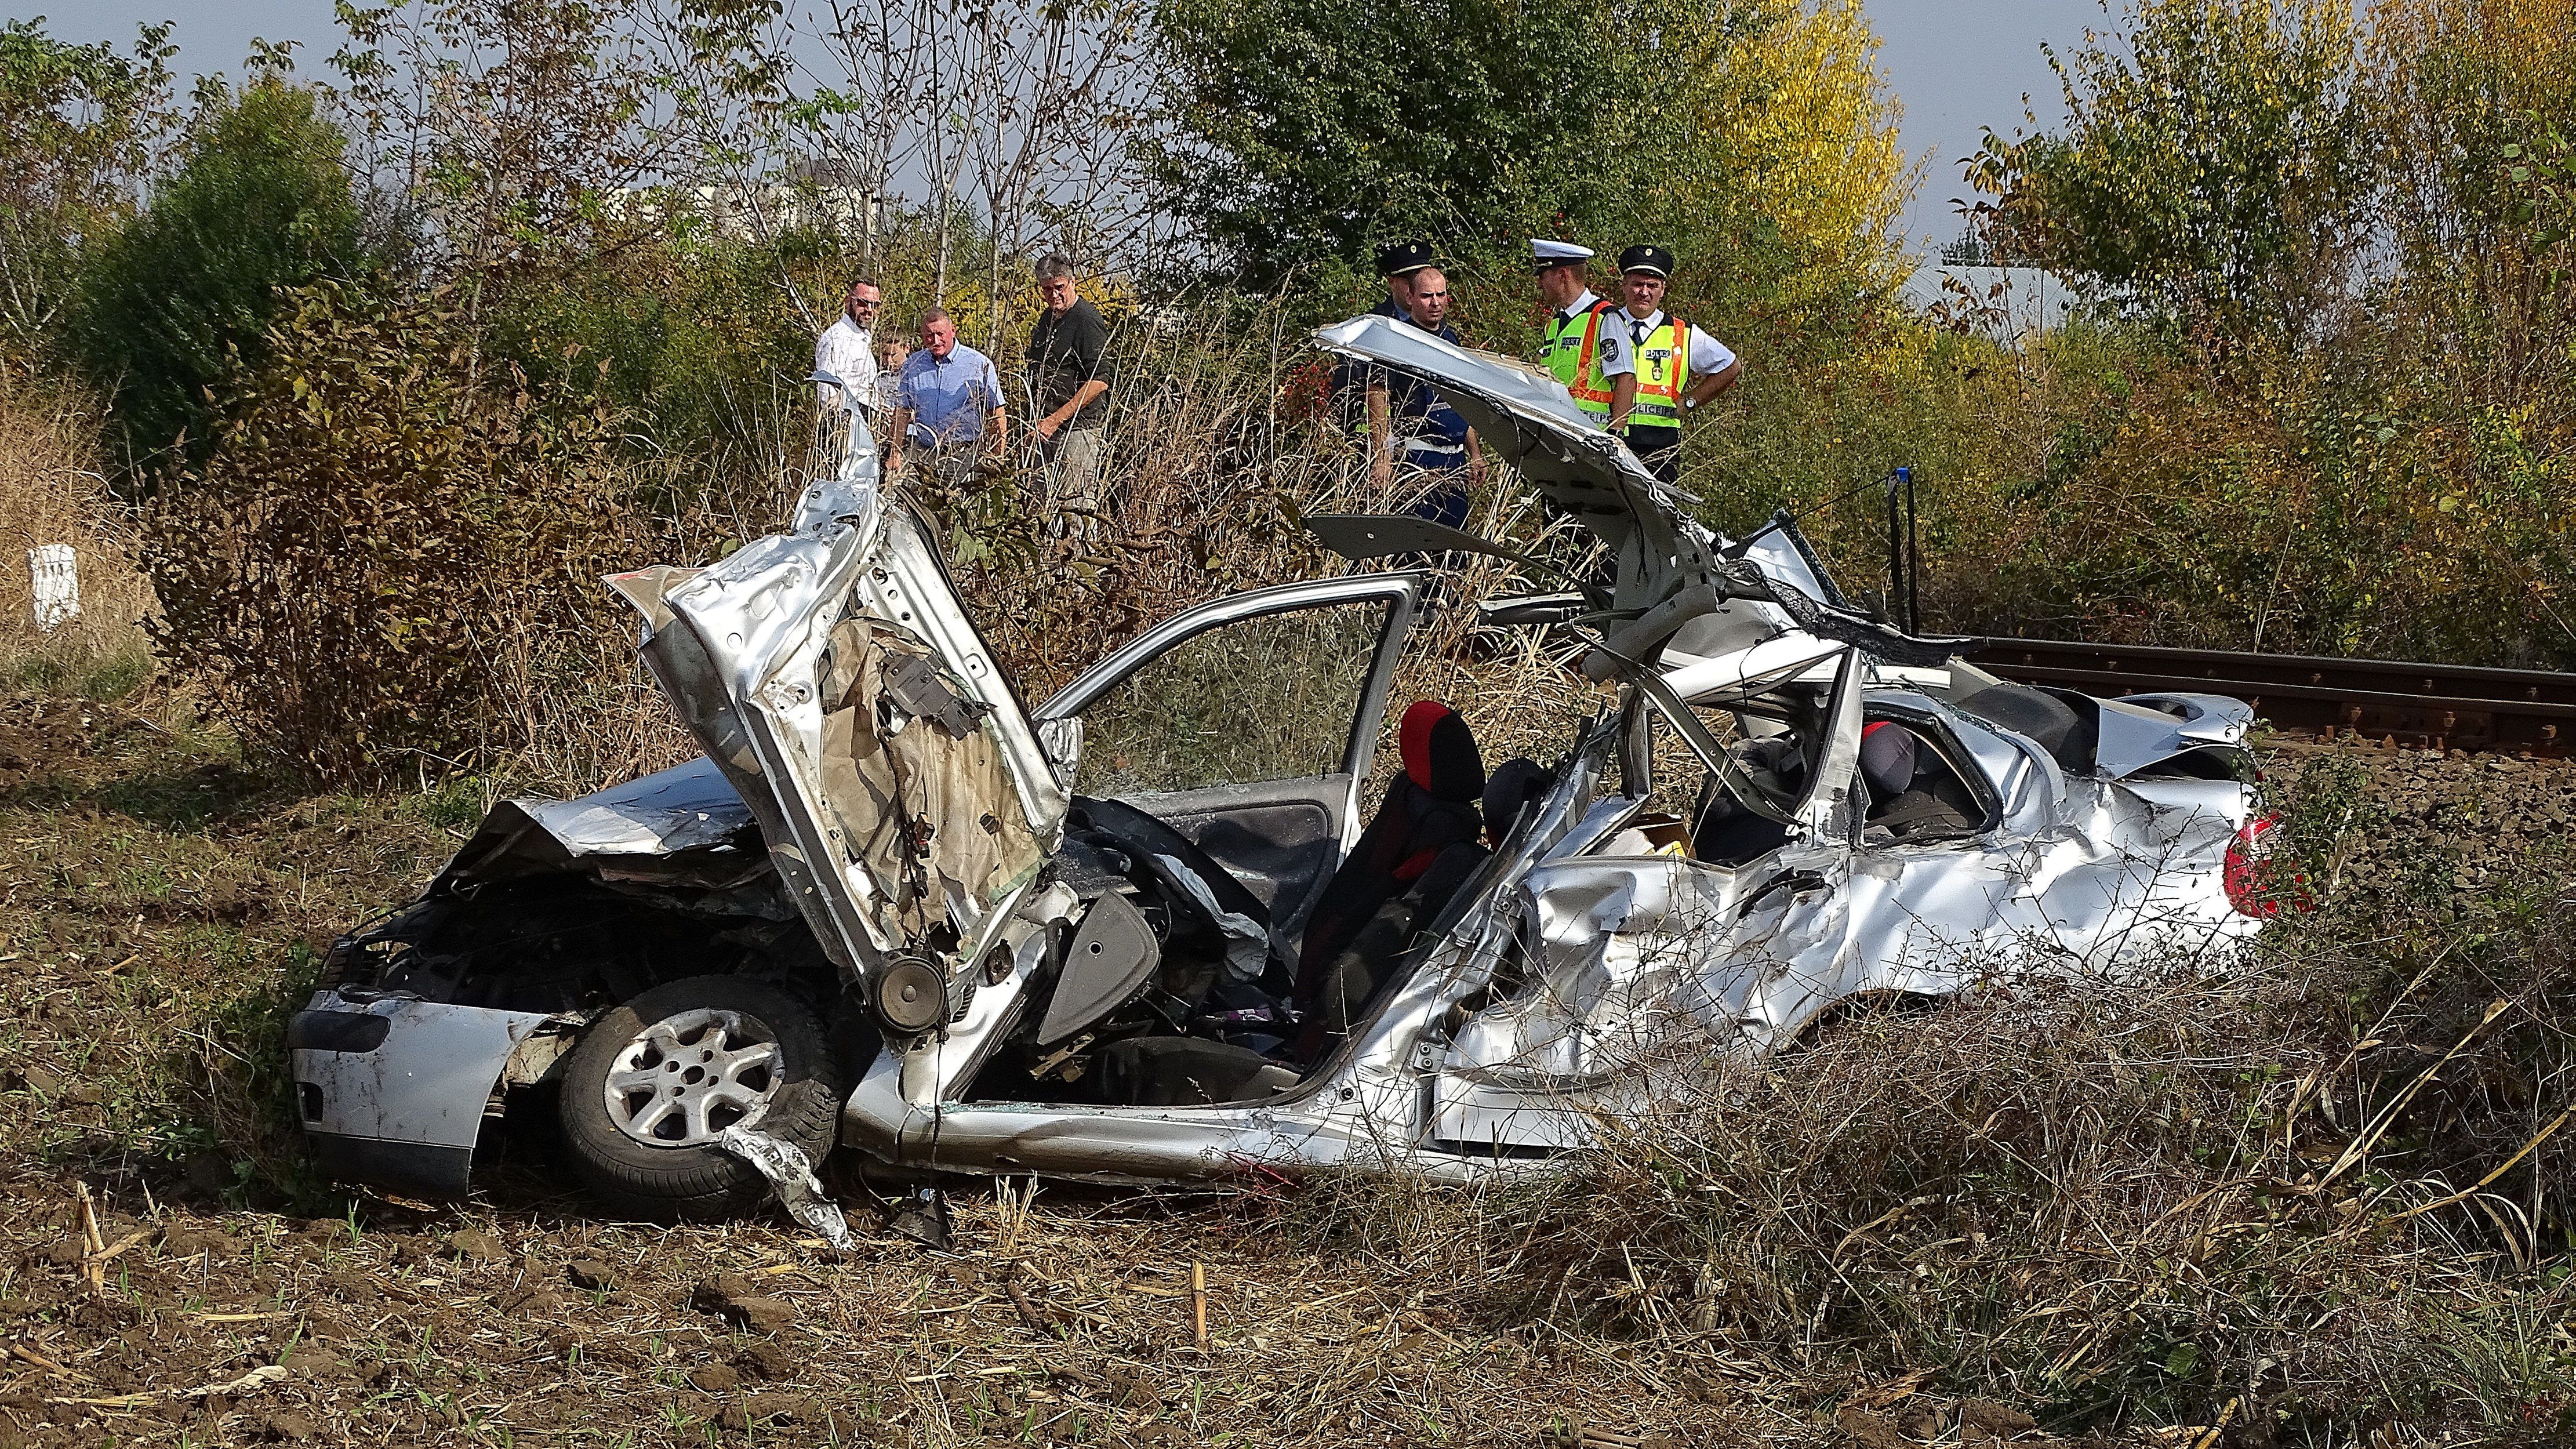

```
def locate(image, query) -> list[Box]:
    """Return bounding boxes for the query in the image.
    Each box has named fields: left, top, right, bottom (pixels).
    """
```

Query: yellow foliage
left=1659, top=0, right=1912, bottom=289
left=1717, top=0, right=1911, bottom=282
left=2368, top=0, right=2576, bottom=105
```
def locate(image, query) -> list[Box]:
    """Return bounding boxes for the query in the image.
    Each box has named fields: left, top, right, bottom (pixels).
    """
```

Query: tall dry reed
left=0, top=359, right=154, bottom=696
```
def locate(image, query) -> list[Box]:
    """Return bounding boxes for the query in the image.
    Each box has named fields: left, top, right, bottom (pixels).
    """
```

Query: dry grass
left=0, top=359, right=154, bottom=699
left=1267, top=956, right=2576, bottom=1438
left=918, top=325, right=1604, bottom=794
left=6, top=716, right=2574, bottom=1443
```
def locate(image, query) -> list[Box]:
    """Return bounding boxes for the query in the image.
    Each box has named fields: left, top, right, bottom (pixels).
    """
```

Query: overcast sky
left=18, top=0, right=2119, bottom=255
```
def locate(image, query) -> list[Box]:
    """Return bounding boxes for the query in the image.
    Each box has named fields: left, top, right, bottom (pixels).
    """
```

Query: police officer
left=1365, top=264, right=1484, bottom=526
left=1373, top=239, right=1436, bottom=315
left=1333, top=239, right=1441, bottom=437
left=1532, top=239, right=1636, bottom=434
left=1615, top=244, right=1743, bottom=486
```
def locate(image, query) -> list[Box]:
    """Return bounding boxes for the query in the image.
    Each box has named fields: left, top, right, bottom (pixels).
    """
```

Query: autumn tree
left=1593, top=0, right=1912, bottom=350
left=0, top=20, right=174, bottom=348
left=1971, top=0, right=2374, bottom=347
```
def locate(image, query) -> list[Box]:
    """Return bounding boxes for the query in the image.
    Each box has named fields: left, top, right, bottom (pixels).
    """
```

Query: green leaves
left=0, top=18, right=176, bottom=345
left=66, top=75, right=370, bottom=476
left=1141, top=0, right=1647, bottom=290
left=1989, top=0, right=2373, bottom=351
left=139, top=282, right=653, bottom=787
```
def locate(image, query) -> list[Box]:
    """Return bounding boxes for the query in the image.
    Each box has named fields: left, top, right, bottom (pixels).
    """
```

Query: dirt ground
left=0, top=698, right=2562, bottom=1446
left=0, top=695, right=1923, bottom=1448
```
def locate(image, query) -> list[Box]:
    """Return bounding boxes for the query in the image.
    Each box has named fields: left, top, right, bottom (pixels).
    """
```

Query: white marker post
left=28, top=544, right=77, bottom=632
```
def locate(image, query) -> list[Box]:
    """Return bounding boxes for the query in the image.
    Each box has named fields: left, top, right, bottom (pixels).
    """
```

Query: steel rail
left=1966, top=638, right=2576, bottom=755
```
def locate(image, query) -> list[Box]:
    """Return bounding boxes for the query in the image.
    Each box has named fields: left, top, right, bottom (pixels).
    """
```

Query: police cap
left=1375, top=239, right=1436, bottom=278
left=1618, top=244, right=1674, bottom=278
left=1531, top=238, right=1594, bottom=272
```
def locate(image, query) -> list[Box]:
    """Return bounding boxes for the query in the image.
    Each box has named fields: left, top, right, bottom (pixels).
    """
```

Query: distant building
left=606, top=159, right=886, bottom=239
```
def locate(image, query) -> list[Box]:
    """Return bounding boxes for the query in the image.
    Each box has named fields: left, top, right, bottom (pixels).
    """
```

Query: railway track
left=1967, top=638, right=2576, bottom=756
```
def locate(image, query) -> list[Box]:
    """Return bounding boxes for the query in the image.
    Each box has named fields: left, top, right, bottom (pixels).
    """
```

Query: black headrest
left=1483, top=757, right=1550, bottom=839
left=1400, top=700, right=1485, bottom=803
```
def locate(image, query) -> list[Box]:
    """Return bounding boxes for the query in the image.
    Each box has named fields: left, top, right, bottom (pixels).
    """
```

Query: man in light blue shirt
left=886, top=307, right=1007, bottom=485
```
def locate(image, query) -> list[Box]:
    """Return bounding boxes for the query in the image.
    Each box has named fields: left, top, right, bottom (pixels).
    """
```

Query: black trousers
left=1627, top=424, right=1683, bottom=486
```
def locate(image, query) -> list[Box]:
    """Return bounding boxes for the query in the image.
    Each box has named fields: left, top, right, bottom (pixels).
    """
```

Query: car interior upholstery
left=963, top=700, right=1558, bottom=1109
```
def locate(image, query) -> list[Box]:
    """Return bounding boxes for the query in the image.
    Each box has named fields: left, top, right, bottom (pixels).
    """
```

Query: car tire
left=556, top=975, right=844, bottom=1222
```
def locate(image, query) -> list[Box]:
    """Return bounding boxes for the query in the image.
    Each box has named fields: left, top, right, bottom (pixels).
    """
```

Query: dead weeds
left=2, top=714, right=2575, bottom=1444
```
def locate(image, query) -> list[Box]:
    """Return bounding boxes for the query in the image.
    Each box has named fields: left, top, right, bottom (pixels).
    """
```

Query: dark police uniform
left=1381, top=315, right=1474, bottom=528
left=1335, top=238, right=1438, bottom=431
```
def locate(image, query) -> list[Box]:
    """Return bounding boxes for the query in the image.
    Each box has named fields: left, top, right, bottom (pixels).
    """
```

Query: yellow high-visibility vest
left=1540, top=300, right=1621, bottom=420
left=1630, top=313, right=1690, bottom=425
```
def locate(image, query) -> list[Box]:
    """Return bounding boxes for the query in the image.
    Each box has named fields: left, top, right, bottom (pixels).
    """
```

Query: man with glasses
left=813, top=279, right=882, bottom=410
left=1365, top=265, right=1484, bottom=527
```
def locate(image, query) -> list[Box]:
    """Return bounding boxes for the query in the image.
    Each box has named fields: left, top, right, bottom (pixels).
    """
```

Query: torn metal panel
left=2092, top=692, right=2257, bottom=778
left=431, top=757, right=755, bottom=892
left=714, top=1125, right=857, bottom=1250
left=290, top=990, right=566, bottom=1198
left=1313, top=315, right=1977, bottom=673
left=628, top=470, right=1063, bottom=984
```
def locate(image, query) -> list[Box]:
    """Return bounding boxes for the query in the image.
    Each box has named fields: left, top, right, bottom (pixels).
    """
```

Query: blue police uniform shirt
left=896, top=342, right=1005, bottom=446
left=1328, top=289, right=1412, bottom=422
left=1385, top=319, right=1470, bottom=467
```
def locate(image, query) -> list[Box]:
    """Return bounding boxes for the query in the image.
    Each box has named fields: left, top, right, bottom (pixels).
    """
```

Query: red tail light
left=2224, top=814, right=2312, bottom=917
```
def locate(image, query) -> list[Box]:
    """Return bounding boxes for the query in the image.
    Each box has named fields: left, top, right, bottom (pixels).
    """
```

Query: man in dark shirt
left=1329, top=239, right=1436, bottom=440
left=1026, top=255, right=1114, bottom=540
left=1365, top=265, right=1484, bottom=528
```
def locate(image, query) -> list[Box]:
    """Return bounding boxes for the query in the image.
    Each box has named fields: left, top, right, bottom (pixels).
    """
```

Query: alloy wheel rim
left=602, top=1008, right=782, bottom=1148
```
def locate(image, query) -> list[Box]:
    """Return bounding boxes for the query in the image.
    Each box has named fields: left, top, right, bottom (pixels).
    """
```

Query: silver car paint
left=293, top=991, right=569, bottom=1194
left=293, top=321, right=2267, bottom=1196
left=620, top=412, right=1069, bottom=984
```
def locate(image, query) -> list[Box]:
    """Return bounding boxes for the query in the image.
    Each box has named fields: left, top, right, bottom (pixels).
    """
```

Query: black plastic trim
left=285, top=1010, right=393, bottom=1054
left=304, top=1132, right=473, bottom=1199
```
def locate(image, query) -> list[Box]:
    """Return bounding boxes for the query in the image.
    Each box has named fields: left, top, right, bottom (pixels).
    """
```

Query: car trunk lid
left=611, top=463, right=1066, bottom=988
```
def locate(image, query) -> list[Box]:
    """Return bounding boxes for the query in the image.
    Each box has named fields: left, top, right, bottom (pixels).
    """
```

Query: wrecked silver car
left=290, top=315, right=2270, bottom=1218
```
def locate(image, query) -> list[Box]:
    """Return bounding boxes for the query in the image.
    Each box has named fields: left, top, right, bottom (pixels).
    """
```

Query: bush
left=69, top=77, right=365, bottom=474
left=141, top=282, right=647, bottom=786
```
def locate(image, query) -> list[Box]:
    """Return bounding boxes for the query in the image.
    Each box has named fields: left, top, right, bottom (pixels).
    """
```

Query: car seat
left=1689, top=736, right=1803, bottom=865
left=1292, top=702, right=1485, bottom=1018
left=1858, top=720, right=1985, bottom=844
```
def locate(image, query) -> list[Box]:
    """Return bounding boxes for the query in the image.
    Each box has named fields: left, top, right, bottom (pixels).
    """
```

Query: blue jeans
left=1400, top=450, right=1471, bottom=529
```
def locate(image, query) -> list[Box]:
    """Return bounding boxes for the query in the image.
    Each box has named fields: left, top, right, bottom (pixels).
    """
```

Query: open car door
left=1036, top=574, right=1423, bottom=934
left=1672, top=643, right=1869, bottom=1040
left=615, top=461, right=1069, bottom=1007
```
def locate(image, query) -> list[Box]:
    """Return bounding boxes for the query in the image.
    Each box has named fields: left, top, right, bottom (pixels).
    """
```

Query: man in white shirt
left=1614, top=244, right=1742, bottom=486
left=1531, top=238, right=1637, bottom=433
left=813, top=279, right=882, bottom=409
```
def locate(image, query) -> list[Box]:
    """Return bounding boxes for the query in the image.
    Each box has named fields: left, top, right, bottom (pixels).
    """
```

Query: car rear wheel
left=557, top=975, right=842, bottom=1222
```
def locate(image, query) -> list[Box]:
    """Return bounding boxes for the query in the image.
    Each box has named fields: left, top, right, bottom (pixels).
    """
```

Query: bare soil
left=0, top=702, right=2566, bottom=1445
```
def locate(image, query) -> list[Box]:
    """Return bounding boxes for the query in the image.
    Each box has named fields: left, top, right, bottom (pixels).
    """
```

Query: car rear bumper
left=289, top=990, right=566, bottom=1199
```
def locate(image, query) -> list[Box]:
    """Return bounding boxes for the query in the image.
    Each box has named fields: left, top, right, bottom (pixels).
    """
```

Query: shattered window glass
left=1076, top=601, right=1387, bottom=795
